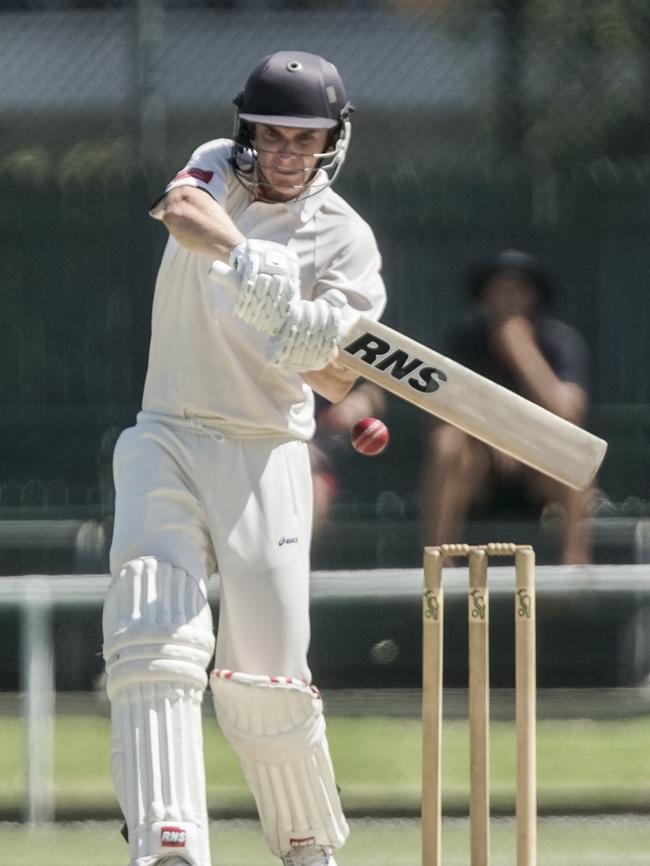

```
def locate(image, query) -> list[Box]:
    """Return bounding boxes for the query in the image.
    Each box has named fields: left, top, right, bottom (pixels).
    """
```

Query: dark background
left=2, top=1, right=649, bottom=537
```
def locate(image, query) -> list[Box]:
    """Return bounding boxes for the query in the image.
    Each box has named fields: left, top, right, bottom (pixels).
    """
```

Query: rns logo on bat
left=161, top=826, right=187, bottom=847
left=343, top=332, right=448, bottom=393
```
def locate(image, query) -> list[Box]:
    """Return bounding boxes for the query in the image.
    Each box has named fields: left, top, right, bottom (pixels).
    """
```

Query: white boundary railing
left=20, top=579, right=55, bottom=824
left=0, top=574, right=114, bottom=824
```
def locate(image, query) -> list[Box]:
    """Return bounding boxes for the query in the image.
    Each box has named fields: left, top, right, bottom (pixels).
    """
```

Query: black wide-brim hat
left=466, top=249, right=556, bottom=306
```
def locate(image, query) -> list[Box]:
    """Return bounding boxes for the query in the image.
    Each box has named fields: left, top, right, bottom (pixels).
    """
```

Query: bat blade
left=341, top=320, right=606, bottom=491
left=208, top=260, right=607, bottom=490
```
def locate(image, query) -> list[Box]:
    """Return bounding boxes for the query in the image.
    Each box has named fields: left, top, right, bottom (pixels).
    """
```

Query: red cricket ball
left=350, top=417, right=390, bottom=457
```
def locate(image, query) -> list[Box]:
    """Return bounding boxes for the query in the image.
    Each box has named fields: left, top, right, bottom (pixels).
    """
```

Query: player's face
left=253, top=124, right=330, bottom=202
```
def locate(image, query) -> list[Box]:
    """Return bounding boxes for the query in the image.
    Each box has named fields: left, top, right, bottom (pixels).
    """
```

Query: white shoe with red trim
left=281, top=846, right=337, bottom=866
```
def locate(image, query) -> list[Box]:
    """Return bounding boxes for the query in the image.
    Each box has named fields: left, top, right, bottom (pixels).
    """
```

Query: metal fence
left=0, top=1, right=649, bottom=538
left=1, top=161, right=649, bottom=511
left=1, top=2, right=649, bottom=170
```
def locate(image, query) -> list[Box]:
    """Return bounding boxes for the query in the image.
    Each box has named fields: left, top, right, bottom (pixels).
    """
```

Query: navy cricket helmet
left=231, top=51, right=353, bottom=195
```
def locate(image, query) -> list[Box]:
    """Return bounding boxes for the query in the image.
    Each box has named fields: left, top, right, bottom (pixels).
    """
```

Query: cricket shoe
left=156, top=858, right=191, bottom=866
left=281, top=845, right=337, bottom=866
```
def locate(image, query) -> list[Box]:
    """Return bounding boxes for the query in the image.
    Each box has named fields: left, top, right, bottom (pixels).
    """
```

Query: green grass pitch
left=5, top=816, right=650, bottom=866
left=2, top=714, right=647, bottom=815
left=1, top=713, right=648, bottom=864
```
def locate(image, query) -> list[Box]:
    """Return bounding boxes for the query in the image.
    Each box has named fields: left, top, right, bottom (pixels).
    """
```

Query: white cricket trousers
left=109, top=413, right=314, bottom=677
left=105, top=413, right=325, bottom=866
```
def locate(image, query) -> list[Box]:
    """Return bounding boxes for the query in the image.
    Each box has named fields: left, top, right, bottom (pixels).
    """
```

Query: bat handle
left=208, top=259, right=241, bottom=291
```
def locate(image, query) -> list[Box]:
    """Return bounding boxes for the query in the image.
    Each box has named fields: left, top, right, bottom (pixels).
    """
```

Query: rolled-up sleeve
left=164, top=138, right=232, bottom=207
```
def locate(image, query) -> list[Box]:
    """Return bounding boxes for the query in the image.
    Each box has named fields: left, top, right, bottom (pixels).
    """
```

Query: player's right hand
left=229, top=239, right=301, bottom=335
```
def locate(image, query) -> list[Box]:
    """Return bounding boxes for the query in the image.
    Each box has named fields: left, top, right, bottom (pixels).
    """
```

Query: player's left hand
left=230, top=239, right=301, bottom=335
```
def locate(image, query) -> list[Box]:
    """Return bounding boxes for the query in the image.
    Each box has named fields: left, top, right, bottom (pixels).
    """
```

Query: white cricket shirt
left=142, top=138, right=386, bottom=440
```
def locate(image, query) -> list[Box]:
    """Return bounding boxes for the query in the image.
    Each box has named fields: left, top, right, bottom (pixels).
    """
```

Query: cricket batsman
left=102, top=51, right=386, bottom=866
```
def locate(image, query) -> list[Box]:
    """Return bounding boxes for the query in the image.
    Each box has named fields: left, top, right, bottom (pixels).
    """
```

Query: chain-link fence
left=1, top=0, right=650, bottom=560
left=1, top=1, right=649, bottom=170
left=1, top=159, right=649, bottom=526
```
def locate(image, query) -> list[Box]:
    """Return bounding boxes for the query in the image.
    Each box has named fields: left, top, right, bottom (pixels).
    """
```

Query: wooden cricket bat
left=340, top=319, right=606, bottom=490
left=209, top=262, right=607, bottom=490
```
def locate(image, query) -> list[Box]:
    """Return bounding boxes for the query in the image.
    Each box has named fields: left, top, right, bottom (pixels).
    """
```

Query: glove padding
left=268, top=289, right=347, bottom=372
left=230, top=239, right=300, bottom=335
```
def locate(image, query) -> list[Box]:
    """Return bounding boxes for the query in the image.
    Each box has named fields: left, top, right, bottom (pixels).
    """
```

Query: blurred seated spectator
left=311, top=381, right=386, bottom=535
left=420, top=249, right=595, bottom=564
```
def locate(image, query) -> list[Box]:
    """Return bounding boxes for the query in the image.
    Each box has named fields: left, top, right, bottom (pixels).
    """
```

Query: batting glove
left=268, top=289, right=348, bottom=372
left=230, top=239, right=301, bottom=336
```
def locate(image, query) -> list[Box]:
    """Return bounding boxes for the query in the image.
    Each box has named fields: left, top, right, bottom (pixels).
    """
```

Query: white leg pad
left=103, top=557, right=216, bottom=866
left=210, top=669, right=349, bottom=857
